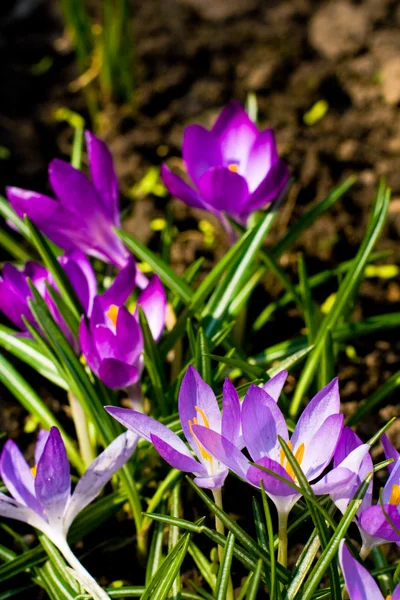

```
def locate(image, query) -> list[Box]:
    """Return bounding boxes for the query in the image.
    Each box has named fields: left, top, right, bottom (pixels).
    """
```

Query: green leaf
left=188, top=542, right=217, bottom=593
left=272, top=176, right=356, bottom=259
left=0, top=228, right=32, bottom=262
left=0, top=195, right=30, bottom=238
left=146, top=502, right=167, bottom=584
left=0, top=351, right=83, bottom=472
left=245, top=559, right=263, bottom=600
left=138, top=307, right=168, bottom=417
left=289, top=181, right=390, bottom=417
left=260, top=484, right=277, bottom=600
left=117, top=230, right=193, bottom=303
left=215, top=531, right=235, bottom=600
left=140, top=532, right=190, bottom=600
left=195, top=327, right=212, bottom=385
left=298, top=254, right=318, bottom=343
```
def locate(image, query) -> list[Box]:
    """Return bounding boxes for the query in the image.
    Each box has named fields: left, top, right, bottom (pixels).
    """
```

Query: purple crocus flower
left=339, top=540, right=400, bottom=600
left=0, top=250, right=96, bottom=349
left=105, top=367, right=288, bottom=489
left=357, top=435, right=400, bottom=555
left=6, top=132, right=129, bottom=268
left=0, top=426, right=138, bottom=600
left=161, top=101, right=289, bottom=230
left=192, top=378, right=352, bottom=517
left=79, top=257, right=166, bottom=389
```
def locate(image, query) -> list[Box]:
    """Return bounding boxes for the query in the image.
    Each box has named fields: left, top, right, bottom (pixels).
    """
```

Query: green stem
left=278, top=512, right=288, bottom=568
left=212, top=487, right=234, bottom=600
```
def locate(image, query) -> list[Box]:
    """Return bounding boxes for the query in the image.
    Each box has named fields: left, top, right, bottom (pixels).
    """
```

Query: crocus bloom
left=0, top=427, right=138, bottom=600
left=105, top=368, right=288, bottom=489
left=6, top=132, right=129, bottom=268
left=79, top=257, right=166, bottom=389
left=339, top=540, right=400, bottom=600
left=0, top=250, right=96, bottom=349
left=357, top=435, right=400, bottom=554
left=161, top=101, right=289, bottom=230
left=193, top=378, right=352, bottom=517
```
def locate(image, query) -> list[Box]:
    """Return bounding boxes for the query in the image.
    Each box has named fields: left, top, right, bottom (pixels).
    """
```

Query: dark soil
left=0, top=0, right=400, bottom=597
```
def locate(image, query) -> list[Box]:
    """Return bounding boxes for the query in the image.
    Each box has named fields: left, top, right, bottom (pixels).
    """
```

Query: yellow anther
left=30, top=466, right=37, bottom=478
left=280, top=441, right=305, bottom=481
left=194, top=406, right=210, bottom=428
left=385, top=596, right=392, bottom=600
left=389, top=484, right=400, bottom=506
left=280, top=440, right=292, bottom=466
left=188, top=419, right=213, bottom=463
left=228, top=163, right=239, bottom=173
left=105, top=304, right=119, bottom=327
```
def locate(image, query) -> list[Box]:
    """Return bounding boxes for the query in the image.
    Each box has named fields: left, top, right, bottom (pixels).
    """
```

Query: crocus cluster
left=106, top=367, right=358, bottom=522
left=0, top=427, right=138, bottom=600
left=161, top=101, right=289, bottom=232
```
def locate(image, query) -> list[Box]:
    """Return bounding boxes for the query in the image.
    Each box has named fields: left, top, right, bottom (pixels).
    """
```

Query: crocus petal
left=49, top=159, right=105, bottom=220
left=85, top=131, right=119, bottom=225
left=102, top=256, right=136, bottom=308
left=79, top=317, right=101, bottom=373
left=197, top=167, right=249, bottom=214
left=59, top=250, right=97, bottom=316
left=330, top=444, right=372, bottom=514
left=301, top=414, right=344, bottom=481
left=311, top=467, right=354, bottom=495
left=247, top=456, right=300, bottom=516
left=291, top=378, right=340, bottom=452
left=382, top=434, right=400, bottom=474
left=334, top=427, right=365, bottom=468
left=211, top=100, right=258, bottom=170
left=6, top=187, right=59, bottom=222
left=0, top=492, right=48, bottom=531
left=151, top=434, right=205, bottom=475
left=245, top=160, right=289, bottom=212
left=382, top=458, right=400, bottom=505
left=339, top=540, right=384, bottom=600
left=178, top=366, right=221, bottom=451
left=245, top=129, right=279, bottom=192
left=0, top=440, right=43, bottom=515
left=160, top=165, right=206, bottom=210
left=98, top=358, right=139, bottom=389
left=193, top=469, right=229, bottom=489
left=183, top=125, right=223, bottom=184
left=191, top=426, right=249, bottom=479
left=35, top=428, right=71, bottom=529
left=393, top=584, right=400, bottom=600
left=221, top=378, right=241, bottom=445
left=262, top=370, right=287, bottom=402
left=105, top=407, right=198, bottom=465
left=241, top=385, right=288, bottom=462
left=359, top=504, right=400, bottom=543
left=63, top=430, right=138, bottom=532
left=115, top=307, right=143, bottom=365
left=34, top=430, right=50, bottom=466
left=136, top=275, right=166, bottom=342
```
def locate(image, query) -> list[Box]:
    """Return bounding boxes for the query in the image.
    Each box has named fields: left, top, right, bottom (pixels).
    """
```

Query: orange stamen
left=389, top=484, right=400, bottom=506
left=188, top=419, right=213, bottom=462
left=30, top=466, right=37, bottom=478
left=228, top=163, right=239, bottom=173
left=280, top=441, right=305, bottom=481
left=105, top=304, right=119, bottom=327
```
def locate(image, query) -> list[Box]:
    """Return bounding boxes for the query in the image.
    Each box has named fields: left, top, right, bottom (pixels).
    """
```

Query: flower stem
left=56, top=538, right=111, bottom=600
left=278, top=511, right=288, bottom=568
left=212, top=487, right=234, bottom=600
left=359, top=544, right=371, bottom=560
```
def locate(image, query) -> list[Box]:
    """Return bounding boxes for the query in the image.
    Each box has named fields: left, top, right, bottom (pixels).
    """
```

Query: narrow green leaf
left=138, top=307, right=168, bottom=416
left=298, top=254, right=318, bottom=343
left=260, top=484, right=277, bottom=600
left=290, top=182, right=390, bottom=417
left=215, top=531, right=235, bottom=600
left=245, top=559, right=263, bottom=600
left=195, top=328, right=211, bottom=385
left=188, top=541, right=217, bottom=593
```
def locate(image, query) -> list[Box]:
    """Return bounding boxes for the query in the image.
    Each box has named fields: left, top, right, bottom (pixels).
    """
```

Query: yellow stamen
left=106, top=304, right=119, bottom=327
left=385, top=596, right=392, bottom=600
left=228, top=163, right=239, bottom=173
left=188, top=420, right=213, bottom=462
left=389, top=484, right=400, bottom=506
left=194, top=406, right=210, bottom=428
left=280, top=441, right=305, bottom=481
left=30, top=466, right=37, bottom=478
